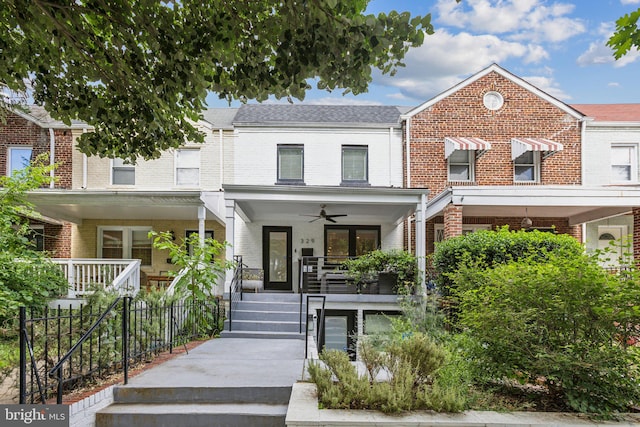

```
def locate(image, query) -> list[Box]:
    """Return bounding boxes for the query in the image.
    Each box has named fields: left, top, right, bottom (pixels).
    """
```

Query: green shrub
left=452, top=253, right=640, bottom=415
left=342, top=249, right=418, bottom=291
left=307, top=333, right=468, bottom=413
left=432, top=227, right=583, bottom=294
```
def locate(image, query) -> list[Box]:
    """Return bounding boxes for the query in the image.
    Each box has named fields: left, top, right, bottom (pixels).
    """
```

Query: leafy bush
left=432, top=227, right=583, bottom=294
left=451, top=253, right=640, bottom=414
left=341, top=249, right=418, bottom=291
left=307, top=332, right=467, bottom=413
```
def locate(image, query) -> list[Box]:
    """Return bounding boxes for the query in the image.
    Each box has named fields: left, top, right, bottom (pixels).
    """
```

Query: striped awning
left=444, top=137, right=492, bottom=159
left=511, top=138, right=563, bottom=160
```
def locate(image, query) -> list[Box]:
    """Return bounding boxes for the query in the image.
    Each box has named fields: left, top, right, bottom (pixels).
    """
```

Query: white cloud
left=577, top=22, right=640, bottom=68
left=373, top=30, right=549, bottom=100
left=435, top=0, right=585, bottom=43
left=608, top=82, right=621, bottom=87
left=621, top=0, right=640, bottom=5
left=522, top=75, right=571, bottom=100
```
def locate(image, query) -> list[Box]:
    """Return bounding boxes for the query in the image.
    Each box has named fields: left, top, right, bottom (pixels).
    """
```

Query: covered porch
left=223, top=185, right=429, bottom=294
left=426, top=185, right=640, bottom=260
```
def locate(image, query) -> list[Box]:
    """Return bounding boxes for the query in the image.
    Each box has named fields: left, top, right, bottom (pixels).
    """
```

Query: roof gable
left=402, top=63, right=584, bottom=120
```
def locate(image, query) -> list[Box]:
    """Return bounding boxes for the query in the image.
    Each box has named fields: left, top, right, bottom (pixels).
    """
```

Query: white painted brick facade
left=230, top=127, right=403, bottom=187
left=69, top=385, right=114, bottom=427
left=582, top=124, right=640, bottom=186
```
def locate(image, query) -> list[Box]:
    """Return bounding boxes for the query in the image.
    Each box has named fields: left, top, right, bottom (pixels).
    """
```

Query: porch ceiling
left=223, top=184, right=429, bottom=224
left=26, top=190, right=225, bottom=225
left=427, top=185, right=640, bottom=226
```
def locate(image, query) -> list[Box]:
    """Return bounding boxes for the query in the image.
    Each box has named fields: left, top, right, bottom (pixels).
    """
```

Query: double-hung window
left=277, top=145, right=304, bottom=184
left=514, top=151, right=540, bottom=182
left=175, top=149, right=200, bottom=186
left=112, top=158, right=135, bottom=185
left=98, top=226, right=152, bottom=266
left=611, top=144, right=638, bottom=183
left=7, top=146, right=33, bottom=176
left=341, top=145, right=368, bottom=184
left=448, top=150, right=473, bottom=181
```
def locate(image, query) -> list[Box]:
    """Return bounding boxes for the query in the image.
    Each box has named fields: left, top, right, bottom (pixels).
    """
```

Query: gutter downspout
left=218, top=129, right=224, bottom=188
left=420, top=192, right=427, bottom=292
left=404, top=117, right=411, bottom=188
left=580, top=118, right=590, bottom=244
left=82, top=128, right=88, bottom=189
left=48, top=128, right=55, bottom=188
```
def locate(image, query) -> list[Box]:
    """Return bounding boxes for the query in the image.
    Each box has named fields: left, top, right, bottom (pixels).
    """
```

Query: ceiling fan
left=302, top=204, right=347, bottom=223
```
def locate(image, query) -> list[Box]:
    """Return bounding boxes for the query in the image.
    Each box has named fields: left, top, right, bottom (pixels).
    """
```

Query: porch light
left=521, top=208, right=533, bottom=229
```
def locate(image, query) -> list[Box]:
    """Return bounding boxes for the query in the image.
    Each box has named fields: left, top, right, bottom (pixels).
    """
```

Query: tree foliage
left=608, top=7, right=640, bottom=59
left=0, top=156, right=68, bottom=325
left=1, top=1, right=433, bottom=162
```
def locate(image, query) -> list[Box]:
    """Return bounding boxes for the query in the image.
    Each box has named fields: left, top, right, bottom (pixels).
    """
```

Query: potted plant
left=342, top=250, right=417, bottom=294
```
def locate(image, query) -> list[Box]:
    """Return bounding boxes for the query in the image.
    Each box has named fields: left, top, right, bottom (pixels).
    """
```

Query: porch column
left=633, top=208, right=640, bottom=265
left=224, top=199, right=236, bottom=293
left=443, top=203, right=463, bottom=239
left=198, top=205, right=206, bottom=247
left=415, top=194, right=427, bottom=293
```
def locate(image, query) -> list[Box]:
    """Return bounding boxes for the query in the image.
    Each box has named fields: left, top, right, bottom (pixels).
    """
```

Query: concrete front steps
left=221, top=292, right=306, bottom=340
left=96, top=385, right=292, bottom=427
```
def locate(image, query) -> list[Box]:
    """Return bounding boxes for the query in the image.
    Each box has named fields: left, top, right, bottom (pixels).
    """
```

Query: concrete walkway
left=127, top=337, right=306, bottom=388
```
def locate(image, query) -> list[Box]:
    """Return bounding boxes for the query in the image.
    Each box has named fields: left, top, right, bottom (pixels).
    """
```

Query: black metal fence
left=19, top=297, right=223, bottom=404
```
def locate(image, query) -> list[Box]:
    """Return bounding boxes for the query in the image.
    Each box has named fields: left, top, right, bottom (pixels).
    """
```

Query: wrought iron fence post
left=19, top=307, right=26, bottom=404
left=122, top=296, right=130, bottom=385
left=169, top=301, right=174, bottom=354
left=56, top=368, right=63, bottom=404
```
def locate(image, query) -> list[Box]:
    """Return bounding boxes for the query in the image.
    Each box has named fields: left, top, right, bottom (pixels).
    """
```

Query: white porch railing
left=51, top=259, right=141, bottom=297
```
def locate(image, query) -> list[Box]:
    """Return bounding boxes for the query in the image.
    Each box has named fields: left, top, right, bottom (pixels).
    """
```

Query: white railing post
left=67, top=259, right=76, bottom=298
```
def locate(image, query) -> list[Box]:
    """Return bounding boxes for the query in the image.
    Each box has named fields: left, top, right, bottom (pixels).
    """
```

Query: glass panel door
left=262, top=226, right=292, bottom=291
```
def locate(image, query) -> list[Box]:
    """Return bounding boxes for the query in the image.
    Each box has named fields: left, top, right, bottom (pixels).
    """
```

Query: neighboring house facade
left=0, top=106, right=81, bottom=257
left=21, top=108, right=233, bottom=286
left=576, top=103, right=640, bottom=265
left=403, top=64, right=640, bottom=259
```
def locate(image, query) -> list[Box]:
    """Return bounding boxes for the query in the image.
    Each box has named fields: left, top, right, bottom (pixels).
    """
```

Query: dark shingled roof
left=233, top=104, right=402, bottom=126
left=201, top=108, right=239, bottom=129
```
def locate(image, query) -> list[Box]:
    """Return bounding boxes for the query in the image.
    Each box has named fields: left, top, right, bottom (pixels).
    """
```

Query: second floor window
left=277, top=145, right=304, bottom=183
left=342, top=145, right=368, bottom=184
left=611, top=144, right=638, bottom=183
left=112, top=158, right=135, bottom=185
left=175, top=149, right=200, bottom=186
left=514, top=151, right=540, bottom=182
left=448, top=150, right=474, bottom=181
left=7, top=146, right=32, bottom=176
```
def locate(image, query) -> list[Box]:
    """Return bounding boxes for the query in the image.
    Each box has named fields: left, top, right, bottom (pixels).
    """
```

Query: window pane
left=278, top=147, right=303, bottom=180
left=342, top=147, right=367, bottom=181
left=113, top=168, right=135, bottom=185
left=515, top=151, right=534, bottom=164
left=612, top=165, right=631, bottom=181
left=102, top=230, right=123, bottom=259
left=28, top=228, right=45, bottom=251
left=324, top=316, right=348, bottom=352
left=355, top=229, right=378, bottom=256
left=176, top=168, right=199, bottom=185
left=449, top=164, right=470, bottom=181
left=515, top=165, right=534, bottom=181
left=449, top=150, right=469, bottom=163
left=365, top=314, right=398, bottom=335
left=268, top=231, right=288, bottom=282
left=611, top=146, right=632, bottom=164
left=9, top=147, right=32, bottom=175
left=326, top=229, right=349, bottom=262
left=176, top=149, right=200, bottom=167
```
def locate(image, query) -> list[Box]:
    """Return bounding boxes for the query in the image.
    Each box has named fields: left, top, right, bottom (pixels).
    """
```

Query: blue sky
left=206, top=0, right=640, bottom=108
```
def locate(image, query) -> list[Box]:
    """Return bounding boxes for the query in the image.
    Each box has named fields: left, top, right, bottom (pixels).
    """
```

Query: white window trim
left=513, top=151, right=540, bottom=183
left=611, top=143, right=638, bottom=184
left=434, top=224, right=491, bottom=243
left=97, top=226, right=153, bottom=265
left=277, top=144, right=304, bottom=183
left=110, top=158, right=136, bottom=185
left=447, top=150, right=475, bottom=182
left=174, top=148, right=201, bottom=187
left=7, top=146, right=33, bottom=176
left=341, top=145, right=369, bottom=183
left=29, top=224, right=45, bottom=251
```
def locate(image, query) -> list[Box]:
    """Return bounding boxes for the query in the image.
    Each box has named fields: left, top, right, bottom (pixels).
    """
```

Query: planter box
left=286, top=383, right=640, bottom=427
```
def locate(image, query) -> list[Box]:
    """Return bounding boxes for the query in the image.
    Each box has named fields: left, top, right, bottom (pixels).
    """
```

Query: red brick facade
left=0, top=112, right=73, bottom=188
left=1, top=111, right=74, bottom=257
left=405, top=70, right=583, bottom=253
